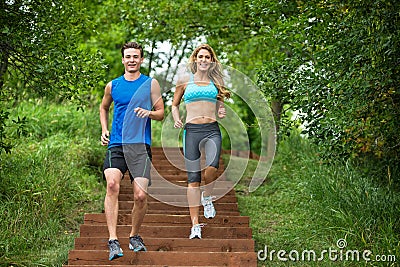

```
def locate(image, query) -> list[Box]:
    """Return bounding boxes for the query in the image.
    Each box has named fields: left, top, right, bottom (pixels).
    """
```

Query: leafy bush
left=0, top=102, right=105, bottom=266
left=235, top=131, right=400, bottom=266
left=255, top=0, right=400, bottom=173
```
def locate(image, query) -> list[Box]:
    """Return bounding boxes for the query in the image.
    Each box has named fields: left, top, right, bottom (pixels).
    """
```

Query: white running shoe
left=201, top=192, right=216, bottom=219
left=189, top=224, right=205, bottom=239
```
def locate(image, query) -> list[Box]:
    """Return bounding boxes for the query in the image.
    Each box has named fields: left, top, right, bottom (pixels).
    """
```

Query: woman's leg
left=187, top=182, right=201, bottom=225
left=203, top=166, right=217, bottom=196
left=202, top=132, right=221, bottom=197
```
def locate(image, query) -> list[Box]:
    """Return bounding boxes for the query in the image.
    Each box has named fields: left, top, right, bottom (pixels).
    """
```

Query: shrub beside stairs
left=64, top=147, right=257, bottom=266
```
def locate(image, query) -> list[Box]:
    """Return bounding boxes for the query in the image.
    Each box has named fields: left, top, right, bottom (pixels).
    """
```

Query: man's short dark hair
left=121, top=42, right=144, bottom=58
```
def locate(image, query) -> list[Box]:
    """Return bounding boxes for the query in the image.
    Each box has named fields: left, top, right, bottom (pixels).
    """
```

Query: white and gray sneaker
left=201, top=192, right=216, bottom=219
left=108, top=239, right=123, bottom=260
left=189, top=224, right=205, bottom=239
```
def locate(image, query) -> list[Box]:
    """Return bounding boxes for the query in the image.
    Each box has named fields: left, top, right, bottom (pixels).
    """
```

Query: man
left=100, top=41, right=164, bottom=260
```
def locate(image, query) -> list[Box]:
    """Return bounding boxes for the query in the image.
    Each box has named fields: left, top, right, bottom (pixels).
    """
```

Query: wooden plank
left=135, top=209, right=241, bottom=216
left=73, top=237, right=254, bottom=252
left=83, top=214, right=249, bottom=227
left=150, top=161, right=225, bottom=168
left=64, top=265, right=223, bottom=267
left=119, top=187, right=236, bottom=195
left=151, top=159, right=224, bottom=164
left=79, top=225, right=253, bottom=239
left=148, top=175, right=228, bottom=182
left=64, top=266, right=224, bottom=267
left=118, top=201, right=238, bottom=211
left=121, top=179, right=234, bottom=187
left=65, top=147, right=256, bottom=267
left=67, top=251, right=257, bottom=266
left=119, top=194, right=238, bottom=203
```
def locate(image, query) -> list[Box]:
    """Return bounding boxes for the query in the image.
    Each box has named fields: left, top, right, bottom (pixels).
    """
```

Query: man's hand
left=134, top=107, right=151, bottom=118
left=101, top=131, right=110, bottom=146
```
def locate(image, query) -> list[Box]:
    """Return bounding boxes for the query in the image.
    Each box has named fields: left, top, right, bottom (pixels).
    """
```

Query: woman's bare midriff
left=185, top=101, right=217, bottom=124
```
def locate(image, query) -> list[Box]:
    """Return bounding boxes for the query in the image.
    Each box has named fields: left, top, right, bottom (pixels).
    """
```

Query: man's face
left=122, top=48, right=143, bottom=73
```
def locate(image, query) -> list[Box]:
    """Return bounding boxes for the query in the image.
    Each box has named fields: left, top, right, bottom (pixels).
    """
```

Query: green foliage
left=0, top=102, right=105, bottom=266
left=1, top=1, right=399, bottom=263
left=297, top=1, right=399, bottom=162
left=12, top=100, right=100, bottom=140
left=85, top=0, right=253, bottom=88
left=234, top=131, right=400, bottom=266
left=1, top=0, right=106, bottom=103
left=0, top=0, right=107, bottom=153
left=252, top=0, right=400, bottom=170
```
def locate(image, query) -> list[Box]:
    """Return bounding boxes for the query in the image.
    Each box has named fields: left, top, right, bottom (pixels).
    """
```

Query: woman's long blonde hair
left=188, top=44, right=230, bottom=100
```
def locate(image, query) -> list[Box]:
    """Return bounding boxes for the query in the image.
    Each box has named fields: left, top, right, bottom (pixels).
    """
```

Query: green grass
left=0, top=101, right=105, bottom=266
left=1, top=102, right=399, bottom=267
left=229, top=133, right=400, bottom=266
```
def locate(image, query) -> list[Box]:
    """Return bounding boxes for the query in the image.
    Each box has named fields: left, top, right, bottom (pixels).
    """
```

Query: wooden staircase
left=64, top=147, right=257, bottom=266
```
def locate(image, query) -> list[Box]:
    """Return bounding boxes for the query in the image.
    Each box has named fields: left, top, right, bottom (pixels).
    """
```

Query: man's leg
left=130, top=177, right=149, bottom=236
left=104, top=168, right=123, bottom=240
left=104, top=168, right=124, bottom=260
left=128, top=177, right=149, bottom=252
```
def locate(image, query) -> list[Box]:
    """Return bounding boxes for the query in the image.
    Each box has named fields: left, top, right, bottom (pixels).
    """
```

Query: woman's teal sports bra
left=183, top=74, right=218, bottom=104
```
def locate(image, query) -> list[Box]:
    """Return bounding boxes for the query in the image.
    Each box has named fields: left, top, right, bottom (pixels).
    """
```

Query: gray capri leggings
left=183, top=121, right=222, bottom=183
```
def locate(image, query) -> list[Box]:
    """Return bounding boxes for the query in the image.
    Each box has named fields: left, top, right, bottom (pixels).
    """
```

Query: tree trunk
left=147, top=40, right=156, bottom=76
left=271, top=100, right=283, bottom=133
left=0, top=49, right=9, bottom=90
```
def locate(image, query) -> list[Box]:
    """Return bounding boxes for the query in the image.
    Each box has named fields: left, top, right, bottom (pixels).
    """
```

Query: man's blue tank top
left=108, top=74, right=152, bottom=147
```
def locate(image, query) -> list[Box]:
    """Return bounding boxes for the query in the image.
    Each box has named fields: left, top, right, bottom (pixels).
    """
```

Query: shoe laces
left=193, top=223, right=207, bottom=231
left=109, top=239, right=120, bottom=250
left=202, top=194, right=216, bottom=205
left=131, top=234, right=144, bottom=243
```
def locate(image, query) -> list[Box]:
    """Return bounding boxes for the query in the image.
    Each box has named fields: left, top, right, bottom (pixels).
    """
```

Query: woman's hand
left=174, top=119, right=184, bottom=128
left=217, top=106, right=226, bottom=119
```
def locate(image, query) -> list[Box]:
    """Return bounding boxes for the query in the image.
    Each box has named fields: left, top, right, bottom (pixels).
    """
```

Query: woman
left=172, top=44, right=230, bottom=239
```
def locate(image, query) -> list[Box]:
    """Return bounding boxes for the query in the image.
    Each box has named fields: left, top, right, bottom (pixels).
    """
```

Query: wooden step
left=64, top=265, right=223, bottom=267
left=151, top=159, right=225, bottom=167
left=73, top=237, right=254, bottom=252
left=130, top=209, right=241, bottom=216
left=120, top=194, right=238, bottom=203
left=120, top=187, right=235, bottom=195
left=67, top=251, right=257, bottom=266
left=151, top=161, right=225, bottom=168
left=148, top=173, right=227, bottom=181
left=64, top=265, right=226, bottom=267
left=122, top=179, right=233, bottom=187
left=84, top=214, right=249, bottom=227
left=79, top=225, right=253, bottom=239
left=65, top=146, right=256, bottom=266
left=150, top=161, right=225, bottom=168
left=118, top=201, right=238, bottom=211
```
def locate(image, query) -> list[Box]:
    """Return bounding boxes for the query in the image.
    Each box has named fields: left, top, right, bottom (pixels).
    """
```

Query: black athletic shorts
left=183, top=121, right=222, bottom=183
left=103, top=144, right=152, bottom=184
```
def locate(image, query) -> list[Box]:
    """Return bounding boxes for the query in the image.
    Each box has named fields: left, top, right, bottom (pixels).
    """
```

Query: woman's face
left=196, top=49, right=212, bottom=72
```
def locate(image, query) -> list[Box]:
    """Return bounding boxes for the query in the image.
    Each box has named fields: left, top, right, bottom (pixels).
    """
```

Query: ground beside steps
left=64, top=147, right=257, bottom=267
